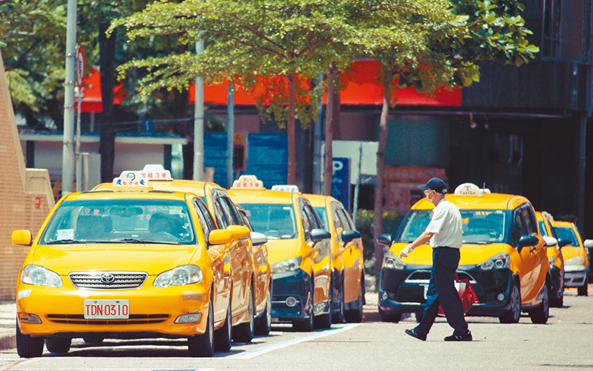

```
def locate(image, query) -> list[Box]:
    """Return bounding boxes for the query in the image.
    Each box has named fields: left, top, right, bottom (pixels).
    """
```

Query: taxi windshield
left=315, top=207, right=329, bottom=230
left=398, top=209, right=507, bottom=245
left=39, top=199, right=196, bottom=245
left=554, top=227, right=579, bottom=247
left=240, top=203, right=297, bottom=239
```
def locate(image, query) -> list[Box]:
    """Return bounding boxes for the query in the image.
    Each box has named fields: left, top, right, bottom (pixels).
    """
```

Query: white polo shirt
left=425, top=198, right=463, bottom=248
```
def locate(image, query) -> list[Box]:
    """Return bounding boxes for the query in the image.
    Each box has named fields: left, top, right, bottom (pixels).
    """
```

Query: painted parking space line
left=227, top=323, right=360, bottom=360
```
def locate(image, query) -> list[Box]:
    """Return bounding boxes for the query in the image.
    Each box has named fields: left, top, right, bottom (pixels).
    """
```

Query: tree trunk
left=323, top=64, right=336, bottom=196
left=373, top=78, right=392, bottom=280
left=287, top=72, right=297, bottom=184
left=98, top=21, right=117, bottom=182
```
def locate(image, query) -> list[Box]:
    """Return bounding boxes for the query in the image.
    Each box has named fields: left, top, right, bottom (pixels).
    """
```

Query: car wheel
left=379, top=308, right=402, bottom=323
left=577, top=277, right=588, bottom=296
left=314, top=279, right=332, bottom=329
left=293, top=284, right=314, bottom=332
left=16, top=321, right=44, bottom=358
left=529, top=284, right=549, bottom=324
left=332, top=279, right=345, bottom=324
left=499, top=281, right=521, bottom=324
left=214, top=299, right=232, bottom=351
left=550, top=282, right=564, bottom=308
left=233, top=287, right=255, bottom=343
left=83, top=336, right=104, bottom=344
left=345, top=278, right=364, bottom=323
left=255, top=284, right=272, bottom=336
left=188, top=298, right=214, bottom=357
left=45, top=338, right=71, bottom=354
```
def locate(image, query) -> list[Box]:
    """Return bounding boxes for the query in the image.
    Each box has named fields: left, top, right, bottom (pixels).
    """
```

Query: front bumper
left=378, top=264, right=514, bottom=317
left=16, top=279, right=210, bottom=339
left=270, top=269, right=312, bottom=321
left=564, top=265, right=588, bottom=287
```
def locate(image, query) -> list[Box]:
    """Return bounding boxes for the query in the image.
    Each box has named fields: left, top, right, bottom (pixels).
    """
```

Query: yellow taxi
left=304, top=194, right=365, bottom=323
left=535, top=211, right=566, bottom=307
left=95, top=165, right=272, bottom=339
left=228, top=176, right=333, bottom=331
left=551, top=220, right=589, bottom=296
left=12, top=173, right=248, bottom=358
left=378, top=183, right=550, bottom=324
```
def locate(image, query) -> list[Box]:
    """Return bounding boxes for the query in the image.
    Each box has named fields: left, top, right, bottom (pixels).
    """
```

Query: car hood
left=264, top=239, right=301, bottom=265
left=562, top=246, right=588, bottom=261
left=31, top=244, right=199, bottom=275
left=390, top=243, right=513, bottom=266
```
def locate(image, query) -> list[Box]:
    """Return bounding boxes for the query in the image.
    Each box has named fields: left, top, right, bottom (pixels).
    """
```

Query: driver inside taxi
left=149, top=212, right=179, bottom=242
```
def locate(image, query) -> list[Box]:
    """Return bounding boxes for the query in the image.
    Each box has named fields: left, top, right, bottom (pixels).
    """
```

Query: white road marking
left=227, top=323, right=360, bottom=360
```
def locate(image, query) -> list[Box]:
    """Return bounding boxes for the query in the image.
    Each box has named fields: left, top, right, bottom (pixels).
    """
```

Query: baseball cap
left=418, top=177, right=448, bottom=194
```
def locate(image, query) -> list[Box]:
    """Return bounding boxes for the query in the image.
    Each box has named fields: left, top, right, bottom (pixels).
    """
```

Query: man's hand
left=400, top=244, right=414, bottom=259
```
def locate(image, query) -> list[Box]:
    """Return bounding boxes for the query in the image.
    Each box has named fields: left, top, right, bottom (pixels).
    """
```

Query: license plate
left=84, top=300, right=129, bottom=319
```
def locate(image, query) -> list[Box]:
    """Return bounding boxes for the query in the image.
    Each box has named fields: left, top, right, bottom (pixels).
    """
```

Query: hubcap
left=511, top=286, right=520, bottom=319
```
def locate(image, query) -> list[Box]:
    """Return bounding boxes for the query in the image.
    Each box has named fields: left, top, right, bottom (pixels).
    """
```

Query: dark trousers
left=415, top=247, right=468, bottom=336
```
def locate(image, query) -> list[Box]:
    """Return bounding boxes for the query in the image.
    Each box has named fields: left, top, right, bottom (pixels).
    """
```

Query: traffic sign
left=76, top=46, right=85, bottom=88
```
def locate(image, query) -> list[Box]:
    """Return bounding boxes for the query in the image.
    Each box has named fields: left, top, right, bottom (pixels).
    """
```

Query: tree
left=110, top=0, right=355, bottom=184
left=354, top=0, right=539, bottom=277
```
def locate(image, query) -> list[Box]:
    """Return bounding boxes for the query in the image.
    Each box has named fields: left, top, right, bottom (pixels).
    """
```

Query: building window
left=542, top=0, right=561, bottom=58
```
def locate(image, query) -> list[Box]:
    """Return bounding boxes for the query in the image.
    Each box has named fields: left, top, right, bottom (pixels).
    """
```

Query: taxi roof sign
left=271, top=185, right=300, bottom=193
left=454, top=183, right=486, bottom=196
left=113, top=171, right=151, bottom=187
left=140, top=164, right=172, bottom=181
left=232, top=175, right=264, bottom=189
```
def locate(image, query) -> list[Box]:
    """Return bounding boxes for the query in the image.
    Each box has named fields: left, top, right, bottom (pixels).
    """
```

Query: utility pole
left=61, top=0, right=77, bottom=194
left=312, top=74, right=324, bottom=194
left=226, top=84, right=235, bottom=188
left=193, top=40, right=205, bottom=181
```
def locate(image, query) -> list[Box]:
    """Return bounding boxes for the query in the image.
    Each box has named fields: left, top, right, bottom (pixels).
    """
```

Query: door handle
left=529, top=246, right=537, bottom=253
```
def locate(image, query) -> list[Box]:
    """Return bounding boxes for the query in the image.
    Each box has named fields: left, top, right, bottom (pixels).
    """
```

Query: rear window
left=397, top=209, right=508, bottom=245
left=554, top=227, right=579, bottom=247
left=240, top=203, right=297, bottom=239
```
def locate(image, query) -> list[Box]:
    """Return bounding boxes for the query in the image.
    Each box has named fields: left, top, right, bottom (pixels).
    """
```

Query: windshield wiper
left=112, top=238, right=179, bottom=245
left=47, top=239, right=82, bottom=245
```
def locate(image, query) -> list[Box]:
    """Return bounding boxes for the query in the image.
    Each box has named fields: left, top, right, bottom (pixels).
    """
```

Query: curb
left=0, top=331, right=15, bottom=351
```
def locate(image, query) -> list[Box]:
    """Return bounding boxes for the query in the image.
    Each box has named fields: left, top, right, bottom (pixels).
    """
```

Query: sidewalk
left=0, top=301, right=16, bottom=351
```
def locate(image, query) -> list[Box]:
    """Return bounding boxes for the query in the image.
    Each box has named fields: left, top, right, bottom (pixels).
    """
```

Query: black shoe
left=405, top=328, right=427, bottom=341
left=444, top=330, right=472, bottom=342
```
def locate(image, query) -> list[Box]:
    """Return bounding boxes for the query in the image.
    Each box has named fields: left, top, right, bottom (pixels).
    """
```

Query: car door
left=239, top=208, right=269, bottom=315
left=514, top=205, right=539, bottom=303
left=192, top=197, right=231, bottom=324
left=336, top=206, right=363, bottom=305
left=300, top=199, right=331, bottom=306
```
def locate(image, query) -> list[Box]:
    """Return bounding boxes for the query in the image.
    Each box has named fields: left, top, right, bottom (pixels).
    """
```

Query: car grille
left=69, top=272, right=148, bottom=290
left=46, top=314, right=169, bottom=325
left=405, top=270, right=477, bottom=284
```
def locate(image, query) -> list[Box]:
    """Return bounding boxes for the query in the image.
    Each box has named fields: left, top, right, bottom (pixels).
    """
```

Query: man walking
left=400, top=177, right=472, bottom=341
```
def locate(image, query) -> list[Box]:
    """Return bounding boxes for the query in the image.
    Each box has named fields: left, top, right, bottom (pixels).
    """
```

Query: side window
left=238, top=209, right=253, bottom=231
left=511, top=211, right=524, bottom=245
left=337, top=209, right=352, bottom=231
left=193, top=198, right=217, bottom=243
left=304, top=204, right=322, bottom=230
left=521, top=206, right=537, bottom=235
left=219, top=197, right=241, bottom=226
left=331, top=203, right=343, bottom=232
left=211, top=194, right=229, bottom=229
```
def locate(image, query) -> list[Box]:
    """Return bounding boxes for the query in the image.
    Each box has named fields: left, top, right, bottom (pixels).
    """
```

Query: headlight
left=154, top=265, right=203, bottom=288
left=271, top=257, right=302, bottom=274
left=565, top=256, right=585, bottom=266
left=21, top=265, right=62, bottom=288
left=549, top=256, right=556, bottom=268
left=478, top=253, right=510, bottom=270
left=382, top=252, right=406, bottom=270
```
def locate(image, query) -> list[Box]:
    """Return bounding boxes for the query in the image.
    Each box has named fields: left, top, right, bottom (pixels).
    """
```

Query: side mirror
left=377, top=234, right=393, bottom=246
left=558, top=239, right=571, bottom=248
left=543, top=236, right=558, bottom=247
left=584, top=239, right=593, bottom=249
left=311, top=229, right=331, bottom=243
left=518, top=234, right=539, bottom=248
left=250, top=232, right=268, bottom=246
left=227, top=225, right=251, bottom=240
left=341, top=230, right=361, bottom=245
left=12, top=230, right=32, bottom=246
left=209, top=229, right=233, bottom=245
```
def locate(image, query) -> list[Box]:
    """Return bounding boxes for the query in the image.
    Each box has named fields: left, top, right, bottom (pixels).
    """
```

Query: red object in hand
left=438, top=274, right=478, bottom=315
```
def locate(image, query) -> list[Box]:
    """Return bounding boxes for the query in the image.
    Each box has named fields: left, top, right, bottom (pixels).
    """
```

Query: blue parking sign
left=331, top=158, right=351, bottom=211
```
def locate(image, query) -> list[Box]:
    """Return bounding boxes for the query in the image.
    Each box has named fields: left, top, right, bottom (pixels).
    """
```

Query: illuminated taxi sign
left=140, top=164, right=172, bottom=181
left=454, top=183, right=484, bottom=196
left=112, top=171, right=151, bottom=187
left=232, top=175, right=264, bottom=189
left=271, top=185, right=300, bottom=193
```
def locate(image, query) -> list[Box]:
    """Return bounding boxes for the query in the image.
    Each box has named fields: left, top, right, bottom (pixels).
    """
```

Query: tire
left=499, top=281, right=521, bottom=323
left=293, top=285, right=314, bottom=332
left=255, top=285, right=272, bottom=336
left=45, top=338, right=71, bottom=354
left=332, top=280, right=345, bottom=324
left=344, top=278, right=364, bottom=323
left=214, top=300, right=232, bottom=352
left=16, top=321, right=44, bottom=358
left=233, top=288, right=254, bottom=343
left=379, top=308, right=402, bottom=323
left=83, top=336, right=104, bottom=344
left=577, top=277, right=588, bottom=296
left=530, top=284, right=549, bottom=324
left=188, top=298, right=214, bottom=357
